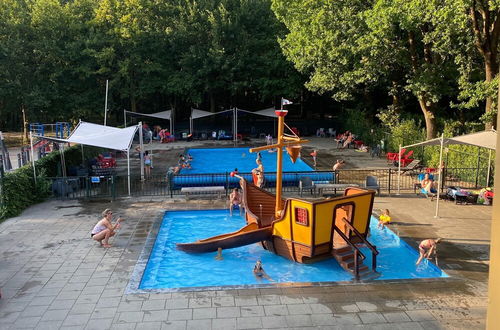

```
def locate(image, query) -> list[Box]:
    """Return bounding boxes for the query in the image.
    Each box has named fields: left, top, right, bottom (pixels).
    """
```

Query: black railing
left=332, top=224, right=365, bottom=281
left=341, top=217, right=378, bottom=272
left=37, top=166, right=493, bottom=200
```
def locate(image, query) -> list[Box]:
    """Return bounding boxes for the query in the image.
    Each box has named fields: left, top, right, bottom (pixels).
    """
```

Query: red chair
left=386, top=148, right=407, bottom=162
left=399, top=150, right=414, bottom=167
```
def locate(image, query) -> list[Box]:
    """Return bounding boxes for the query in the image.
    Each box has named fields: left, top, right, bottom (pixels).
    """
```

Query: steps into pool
left=332, top=245, right=380, bottom=281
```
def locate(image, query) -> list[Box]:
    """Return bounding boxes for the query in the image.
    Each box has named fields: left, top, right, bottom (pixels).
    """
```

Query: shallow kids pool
left=139, top=209, right=448, bottom=290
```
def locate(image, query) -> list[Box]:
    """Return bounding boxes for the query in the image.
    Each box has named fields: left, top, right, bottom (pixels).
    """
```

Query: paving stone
left=212, top=296, right=235, bottom=307
left=236, top=316, right=262, bottom=329
left=85, top=318, right=113, bottom=330
left=28, top=295, right=56, bottom=306
left=70, top=304, right=96, bottom=315
left=111, top=323, right=137, bottom=330
left=186, top=319, right=212, bottom=330
left=168, top=309, right=193, bottom=321
left=308, top=303, right=333, bottom=314
left=160, top=320, right=187, bottom=330
left=96, top=297, right=121, bottom=308
left=286, top=303, right=312, bottom=315
left=279, top=295, right=303, bottom=305
left=235, top=296, right=258, bottom=307
left=13, top=315, right=41, bottom=328
left=76, top=294, right=101, bottom=305
left=358, top=312, right=387, bottom=324
left=355, top=301, right=379, bottom=312
left=116, top=311, right=144, bottom=323
left=240, top=306, right=265, bottom=317
left=260, top=315, right=287, bottom=328
left=91, top=307, right=117, bottom=320
left=186, top=297, right=211, bottom=309
left=257, top=295, right=281, bottom=306
left=141, top=299, right=166, bottom=311
left=20, top=305, right=49, bottom=317
left=383, top=311, right=412, bottom=323
left=49, top=299, right=77, bottom=310
left=217, top=306, right=241, bottom=318
left=285, top=314, right=313, bottom=327
left=264, top=305, right=288, bottom=316
left=133, top=321, right=162, bottom=330
left=41, top=309, right=70, bottom=321
left=62, top=313, right=92, bottom=326
left=35, top=320, right=64, bottom=330
left=310, top=313, right=337, bottom=326
left=405, top=310, right=436, bottom=321
left=142, top=310, right=169, bottom=322
left=192, top=308, right=216, bottom=319
left=165, top=299, right=189, bottom=310
left=211, top=317, right=237, bottom=330
left=117, top=300, right=143, bottom=312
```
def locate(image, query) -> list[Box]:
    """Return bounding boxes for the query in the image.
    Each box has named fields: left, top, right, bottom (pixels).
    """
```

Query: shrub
left=0, top=145, right=102, bottom=220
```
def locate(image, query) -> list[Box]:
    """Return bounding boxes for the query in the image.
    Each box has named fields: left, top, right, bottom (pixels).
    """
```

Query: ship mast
left=249, top=110, right=308, bottom=218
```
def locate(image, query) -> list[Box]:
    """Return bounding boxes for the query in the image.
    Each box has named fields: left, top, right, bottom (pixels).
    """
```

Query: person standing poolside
left=416, top=238, right=442, bottom=265
left=91, top=209, right=124, bottom=248
left=144, top=151, right=152, bottom=178
left=310, top=150, right=318, bottom=168
left=333, top=159, right=345, bottom=171
left=229, top=188, right=243, bottom=216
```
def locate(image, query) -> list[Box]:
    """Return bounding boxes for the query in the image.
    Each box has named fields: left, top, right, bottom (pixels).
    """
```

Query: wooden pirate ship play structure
left=177, top=109, right=379, bottom=279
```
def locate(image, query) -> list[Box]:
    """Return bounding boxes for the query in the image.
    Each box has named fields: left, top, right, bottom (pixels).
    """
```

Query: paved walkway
left=0, top=193, right=491, bottom=329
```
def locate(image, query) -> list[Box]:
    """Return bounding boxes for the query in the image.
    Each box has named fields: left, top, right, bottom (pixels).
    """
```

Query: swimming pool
left=181, top=147, right=314, bottom=174
left=139, top=210, right=448, bottom=290
left=172, top=147, right=333, bottom=188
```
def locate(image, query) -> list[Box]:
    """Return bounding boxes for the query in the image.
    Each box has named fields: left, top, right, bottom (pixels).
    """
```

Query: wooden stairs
left=332, top=245, right=380, bottom=281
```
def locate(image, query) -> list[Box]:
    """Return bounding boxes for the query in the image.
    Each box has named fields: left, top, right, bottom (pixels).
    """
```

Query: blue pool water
left=180, top=147, right=314, bottom=174
left=140, top=210, right=448, bottom=290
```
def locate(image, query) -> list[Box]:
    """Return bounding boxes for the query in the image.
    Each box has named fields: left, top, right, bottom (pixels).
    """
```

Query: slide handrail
left=340, top=217, right=379, bottom=256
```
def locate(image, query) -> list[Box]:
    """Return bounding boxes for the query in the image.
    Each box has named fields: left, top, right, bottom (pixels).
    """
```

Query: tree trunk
left=21, top=105, right=28, bottom=145
left=209, top=92, right=216, bottom=113
left=418, top=96, right=436, bottom=139
left=484, top=54, right=498, bottom=129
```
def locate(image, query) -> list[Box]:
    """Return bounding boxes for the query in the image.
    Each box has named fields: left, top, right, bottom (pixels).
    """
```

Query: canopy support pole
left=397, top=144, right=402, bottom=195
left=139, top=121, right=144, bottom=181
left=81, top=144, right=84, bottom=166
left=434, top=134, right=444, bottom=219
left=487, top=149, right=492, bottom=186
left=189, top=112, right=193, bottom=135
left=29, top=132, right=36, bottom=184
left=127, top=149, right=131, bottom=195
left=104, top=79, right=109, bottom=126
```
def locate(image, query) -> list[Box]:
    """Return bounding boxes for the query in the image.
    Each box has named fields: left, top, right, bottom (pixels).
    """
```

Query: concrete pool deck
left=0, top=194, right=491, bottom=329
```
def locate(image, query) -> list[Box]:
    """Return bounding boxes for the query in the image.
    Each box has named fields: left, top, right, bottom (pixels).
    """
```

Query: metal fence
left=35, top=166, right=493, bottom=200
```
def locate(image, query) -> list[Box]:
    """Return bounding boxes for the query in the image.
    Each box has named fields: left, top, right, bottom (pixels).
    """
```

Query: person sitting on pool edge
left=253, top=260, right=274, bottom=281
left=421, top=173, right=437, bottom=199
left=416, top=238, right=442, bottom=265
left=229, top=188, right=243, bottom=216
left=91, top=209, right=124, bottom=248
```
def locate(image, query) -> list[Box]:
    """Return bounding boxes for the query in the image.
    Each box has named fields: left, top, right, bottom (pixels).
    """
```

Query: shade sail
left=125, top=110, right=171, bottom=120
left=191, top=108, right=233, bottom=119
left=66, top=122, right=139, bottom=151
left=236, top=107, right=277, bottom=118
left=402, top=130, right=497, bottom=150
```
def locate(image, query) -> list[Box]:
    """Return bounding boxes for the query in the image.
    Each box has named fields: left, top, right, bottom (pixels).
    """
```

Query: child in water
left=378, top=209, right=391, bottom=229
left=253, top=260, right=274, bottom=281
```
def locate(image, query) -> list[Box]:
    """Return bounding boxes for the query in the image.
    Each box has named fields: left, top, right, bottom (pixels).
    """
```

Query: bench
left=181, top=186, right=225, bottom=200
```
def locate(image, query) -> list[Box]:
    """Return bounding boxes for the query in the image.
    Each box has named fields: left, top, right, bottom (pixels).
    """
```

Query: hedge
left=0, top=145, right=103, bottom=220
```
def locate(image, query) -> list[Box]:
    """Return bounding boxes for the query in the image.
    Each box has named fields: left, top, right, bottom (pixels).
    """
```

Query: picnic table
left=315, top=183, right=359, bottom=196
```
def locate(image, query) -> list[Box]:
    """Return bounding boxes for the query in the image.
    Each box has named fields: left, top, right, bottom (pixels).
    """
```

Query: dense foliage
left=0, top=0, right=498, bottom=157
left=0, top=0, right=304, bottom=131
left=0, top=145, right=101, bottom=220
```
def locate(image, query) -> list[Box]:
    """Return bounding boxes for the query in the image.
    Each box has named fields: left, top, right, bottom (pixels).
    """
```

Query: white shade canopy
left=403, top=129, right=497, bottom=150
left=66, top=122, right=139, bottom=151
left=190, top=108, right=233, bottom=119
